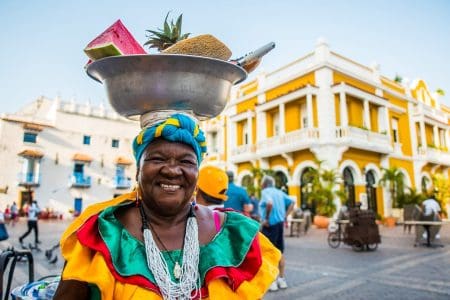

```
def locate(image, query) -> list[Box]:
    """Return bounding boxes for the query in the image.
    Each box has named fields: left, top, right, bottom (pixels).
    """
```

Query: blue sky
left=1, top=0, right=449, bottom=114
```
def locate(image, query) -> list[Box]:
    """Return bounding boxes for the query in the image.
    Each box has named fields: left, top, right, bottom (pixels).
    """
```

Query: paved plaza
left=0, top=218, right=449, bottom=299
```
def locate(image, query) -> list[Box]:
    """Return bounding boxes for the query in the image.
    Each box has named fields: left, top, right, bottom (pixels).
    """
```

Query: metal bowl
left=86, top=54, right=247, bottom=119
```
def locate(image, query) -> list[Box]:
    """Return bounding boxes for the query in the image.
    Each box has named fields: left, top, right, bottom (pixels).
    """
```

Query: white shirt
left=422, top=199, right=441, bottom=216
left=28, top=203, right=40, bottom=221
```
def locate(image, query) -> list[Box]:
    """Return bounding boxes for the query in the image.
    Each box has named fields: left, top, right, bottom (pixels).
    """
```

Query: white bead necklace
left=139, top=204, right=200, bottom=300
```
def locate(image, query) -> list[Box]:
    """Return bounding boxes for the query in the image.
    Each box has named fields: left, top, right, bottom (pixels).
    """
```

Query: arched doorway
left=366, top=170, right=377, bottom=213
left=343, top=167, right=355, bottom=207
left=300, top=167, right=315, bottom=213
left=274, top=171, right=288, bottom=193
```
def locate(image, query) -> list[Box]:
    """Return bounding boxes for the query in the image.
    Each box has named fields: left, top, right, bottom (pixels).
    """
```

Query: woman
left=54, top=114, right=281, bottom=299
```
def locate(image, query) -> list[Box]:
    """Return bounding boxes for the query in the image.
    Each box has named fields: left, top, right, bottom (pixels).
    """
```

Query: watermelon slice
left=84, top=19, right=146, bottom=62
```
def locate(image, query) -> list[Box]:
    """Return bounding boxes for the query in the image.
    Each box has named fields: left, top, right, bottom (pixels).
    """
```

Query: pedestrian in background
left=10, top=202, right=18, bottom=226
left=196, top=165, right=228, bottom=210
left=224, top=171, right=253, bottom=215
left=19, top=200, right=41, bottom=246
left=249, top=194, right=261, bottom=222
left=260, top=175, right=294, bottom=292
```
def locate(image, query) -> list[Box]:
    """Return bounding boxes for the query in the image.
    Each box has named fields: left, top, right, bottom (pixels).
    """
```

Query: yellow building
left=201, top=40, right=450, bottom=218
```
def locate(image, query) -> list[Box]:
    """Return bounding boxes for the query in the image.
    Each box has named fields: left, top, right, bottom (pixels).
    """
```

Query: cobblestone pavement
left=1, top=218, right=449, bottom=299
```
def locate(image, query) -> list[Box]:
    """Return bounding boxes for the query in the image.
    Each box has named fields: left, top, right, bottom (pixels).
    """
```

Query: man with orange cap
left=196, top=165, right=228, bottom=209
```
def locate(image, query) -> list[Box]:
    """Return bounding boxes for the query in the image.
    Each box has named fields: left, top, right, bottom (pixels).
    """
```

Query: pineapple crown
left=144, top=12, right=191, bottom=51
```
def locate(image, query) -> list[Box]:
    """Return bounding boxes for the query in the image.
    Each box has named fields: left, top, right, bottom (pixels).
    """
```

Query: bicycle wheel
left=327, top=232, right=341, bottom=248
left=351, top=240, right=364, bottom=252
left=367, top=243, right=378, bottom=251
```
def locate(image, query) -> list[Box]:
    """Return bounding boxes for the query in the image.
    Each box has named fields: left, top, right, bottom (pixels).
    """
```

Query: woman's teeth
left=160, top=184, right=181, bottom=191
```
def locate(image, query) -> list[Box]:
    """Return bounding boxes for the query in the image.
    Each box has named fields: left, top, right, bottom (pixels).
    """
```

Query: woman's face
left=137, top=139, right=198, bottom=215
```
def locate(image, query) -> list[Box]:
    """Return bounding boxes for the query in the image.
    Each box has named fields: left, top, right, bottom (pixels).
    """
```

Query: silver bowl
left=86, top=54, right=247, bottom=119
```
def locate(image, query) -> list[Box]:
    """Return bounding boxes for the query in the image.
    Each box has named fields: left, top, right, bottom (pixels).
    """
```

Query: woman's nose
left=161, top=160, right=182, bottom=176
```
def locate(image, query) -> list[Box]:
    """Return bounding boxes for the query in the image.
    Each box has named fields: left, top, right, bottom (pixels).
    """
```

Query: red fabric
left=203, top=235, right=262, bottom=290
left=77, top=215, right=160, bottom=294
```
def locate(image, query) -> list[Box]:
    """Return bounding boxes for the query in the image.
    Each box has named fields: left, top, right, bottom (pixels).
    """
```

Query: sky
left=1, top=0, right=450, bottom=114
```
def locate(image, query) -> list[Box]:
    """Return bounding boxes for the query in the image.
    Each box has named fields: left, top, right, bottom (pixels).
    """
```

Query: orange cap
left=197, top=165, right=228, bottom=201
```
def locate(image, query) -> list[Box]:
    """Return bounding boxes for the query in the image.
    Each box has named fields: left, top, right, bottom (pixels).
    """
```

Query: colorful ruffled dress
left=60, top=192, right=281, bottom=299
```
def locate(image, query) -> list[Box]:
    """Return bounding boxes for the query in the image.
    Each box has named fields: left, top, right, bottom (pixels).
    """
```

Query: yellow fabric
left=155, top=118, right=181, bottom=137
left=60, top=193, right=281, bottom=299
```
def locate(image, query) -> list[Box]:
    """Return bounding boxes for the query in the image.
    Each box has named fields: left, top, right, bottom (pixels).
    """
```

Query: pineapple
left=144, top=12, right=191, bottom=51
left=145, top=13, right=232, bottom=60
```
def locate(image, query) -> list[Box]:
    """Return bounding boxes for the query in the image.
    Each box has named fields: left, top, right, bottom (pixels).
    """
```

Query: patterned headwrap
left=132, top=113, right=207, bottom=166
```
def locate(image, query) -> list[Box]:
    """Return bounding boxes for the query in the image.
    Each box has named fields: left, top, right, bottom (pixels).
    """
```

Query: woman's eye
left=144, top=157, right=164, bottom=162
left=181, top=159, right=196, bottom=165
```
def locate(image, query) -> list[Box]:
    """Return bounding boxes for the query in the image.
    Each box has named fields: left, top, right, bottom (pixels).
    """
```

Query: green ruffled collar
left=97, top=204, right=260, bottom=284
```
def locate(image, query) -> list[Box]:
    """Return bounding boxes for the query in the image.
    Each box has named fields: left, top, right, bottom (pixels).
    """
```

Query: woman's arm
left=53, top=279, right=90, bottom=300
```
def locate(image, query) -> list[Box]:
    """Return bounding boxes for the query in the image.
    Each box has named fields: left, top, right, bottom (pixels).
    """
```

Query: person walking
left=259, top=175, right=294, bottom=292
left=223, top=171, right=252, bottom=215
left=196, top=165, right=228, bottom=209
left=10, top=202, right=18, bottom=226
left=19, top=200, right=41, bottom=246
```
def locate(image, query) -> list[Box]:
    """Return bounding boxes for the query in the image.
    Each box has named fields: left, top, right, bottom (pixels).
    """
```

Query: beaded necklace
left=139, top=203, right=200, bottom=300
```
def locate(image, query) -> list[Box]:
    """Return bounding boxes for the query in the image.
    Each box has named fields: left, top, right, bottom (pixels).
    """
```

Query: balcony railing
left=71, top=172, right=91, bottom=188
left=229, top=128, right=320, bottom=162
left=114, top=176, right=131, bottom=189
left=418, top=146, right=450, bottom=165
left=17, top=172, right=40, bottom=187
left=335, top=126, right=392, bottom=154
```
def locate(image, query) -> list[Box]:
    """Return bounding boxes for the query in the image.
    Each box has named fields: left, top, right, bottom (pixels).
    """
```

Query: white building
left=0, top=96, right=139, bottom=215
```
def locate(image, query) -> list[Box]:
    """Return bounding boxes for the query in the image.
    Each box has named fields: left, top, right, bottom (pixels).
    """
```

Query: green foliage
left=379, top=167, right=405, bottom=209
left=396, top=187, right=426, bottom=208
left=436, top=88, right=445, bottom=96
left=433, top=174, right=450, bottom=217
left=144, top=12, right=191, bottom=51
left=394, top=74, right=403, bottom=83
left=302, top=161, right=340, bottom=217
left=242, top=167, right=275, bottom=199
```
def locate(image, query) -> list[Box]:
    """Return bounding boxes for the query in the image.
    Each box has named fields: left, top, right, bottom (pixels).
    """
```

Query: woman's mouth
left=160, top=183, right=181, bottom=192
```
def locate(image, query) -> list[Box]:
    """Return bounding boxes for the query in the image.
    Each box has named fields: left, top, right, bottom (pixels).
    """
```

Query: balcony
left=114, top=176, right=132, bottom=189
left=256, top=128, right=320, bottom=158
left=71, top=172, right=91, bottom=188
left=17, top=172, right=40, bottom=187
left=335, top=126, right=393, bottom=154
left=418, top=146, right=450, bottom=166
left=229, top=128, right=320, bottom=163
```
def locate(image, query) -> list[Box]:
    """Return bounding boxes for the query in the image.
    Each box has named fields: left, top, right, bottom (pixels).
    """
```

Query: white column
left=35, top=160, right=40, bottom=184
left=382, top=106, right=390, bottom=134
left=256, top=111, right=267, bottom=142
left=247, top=111, right=253, bottom=145
left=433, top=125, right=440, bottom=148
left=339, top=87, right=348, bottom=127
left=306, top=89, right=314, bottom=128
left=279, top=103, right=285, bottom=135
left=420, top=120, right=426, bottom=148
left=446, top=129, right=450, bottom=149
left=363, top=99, right=371, bottom=130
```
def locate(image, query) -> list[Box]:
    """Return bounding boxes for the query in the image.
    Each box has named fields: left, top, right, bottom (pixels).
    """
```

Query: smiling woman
left=53, top=113, right=281, bottom=300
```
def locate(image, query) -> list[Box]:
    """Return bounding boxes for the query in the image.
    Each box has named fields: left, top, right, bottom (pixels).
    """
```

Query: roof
left=72, top=153, right=93, bottom=162
left=115, top=156, right=133, bottom=165
left=18, top=149, right=44, bottom=158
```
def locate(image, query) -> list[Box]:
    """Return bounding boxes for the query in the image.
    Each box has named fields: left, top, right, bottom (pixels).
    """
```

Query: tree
left=432, top=174, right=450, bottom=217
left=436, top=88, right=445, bottom=96
left=394, top=74, right=403, bottom=83
left=302, top=161, right=343, bottom=217
left=379, top=167, right=405, bottom=209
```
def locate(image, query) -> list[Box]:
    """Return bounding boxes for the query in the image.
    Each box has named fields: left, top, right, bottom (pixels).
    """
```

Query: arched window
left=343, top=167, right=355, bottom=207
left=366, top=171, right=377, bottom=213
left=421, top=176, right=429, bottom=193
left=274, top=171, right=288, bottom=193
left=300, top=167, right=314, bottom=210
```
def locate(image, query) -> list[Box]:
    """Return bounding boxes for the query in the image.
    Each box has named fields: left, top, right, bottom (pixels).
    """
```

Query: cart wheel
left=367, top=243, right=378, bottom=251
left=327, top=232, right=341, bottom=248
left=351, top=241, right=364, bottom=252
